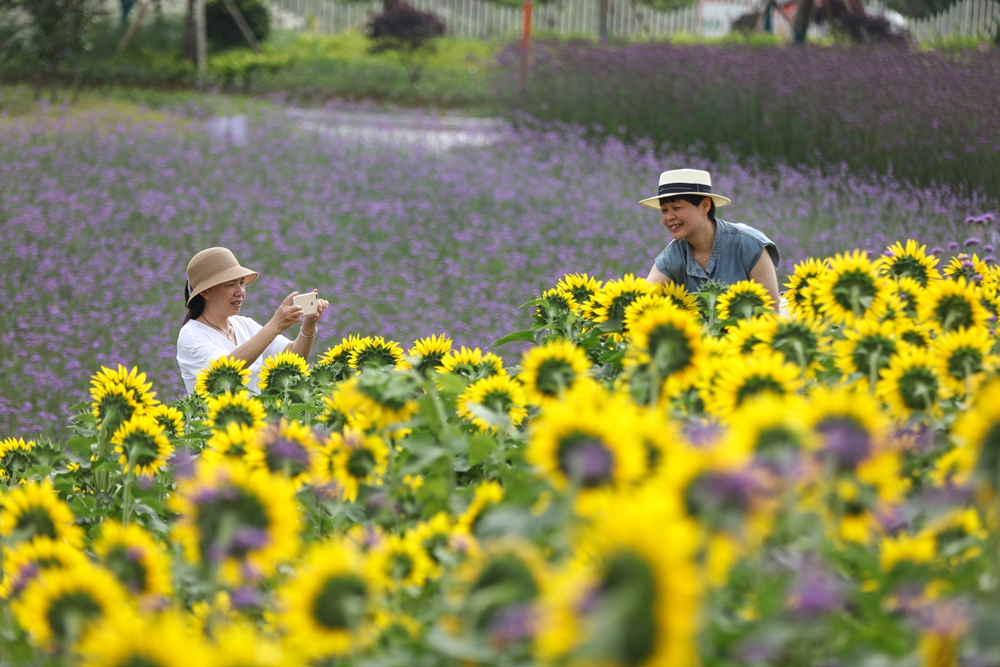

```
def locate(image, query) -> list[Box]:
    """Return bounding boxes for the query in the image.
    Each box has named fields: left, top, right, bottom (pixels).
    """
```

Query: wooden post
left=522, top=0, right=532, bottom=48
left=599, top=0, right=609, bottom=39
left=221, top=0, right=261, bottom=52
left=195, top=0, right=207, bottom=80
left=117, top=0, right=156, bottom=56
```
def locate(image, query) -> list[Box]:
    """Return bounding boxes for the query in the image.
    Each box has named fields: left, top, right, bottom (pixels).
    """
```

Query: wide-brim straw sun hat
left=639, top=168, right=731, bottom=209
left=185, top=247, right=258, bottom=306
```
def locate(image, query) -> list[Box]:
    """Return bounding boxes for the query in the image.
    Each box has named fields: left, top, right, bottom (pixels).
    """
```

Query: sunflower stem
left=122, top=469, right=134, bottom=527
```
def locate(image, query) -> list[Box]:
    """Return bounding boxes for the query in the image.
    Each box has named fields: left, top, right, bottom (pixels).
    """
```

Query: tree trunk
left=184, top=0, right=196, bottom=61
left=598, top=0, right=609, bottom=41
left=793, top=0, right=814, bottom=42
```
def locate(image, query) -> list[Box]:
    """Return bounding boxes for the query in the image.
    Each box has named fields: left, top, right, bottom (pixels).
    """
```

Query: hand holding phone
left=292, top=291, right=319, bottom=317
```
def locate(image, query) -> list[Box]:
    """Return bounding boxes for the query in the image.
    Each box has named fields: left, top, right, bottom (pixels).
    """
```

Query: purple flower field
left=1, top=108, right=994, bottom=439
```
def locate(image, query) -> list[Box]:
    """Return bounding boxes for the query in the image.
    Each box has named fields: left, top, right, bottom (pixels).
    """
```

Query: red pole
left=522, top=1, right=533, bottom=49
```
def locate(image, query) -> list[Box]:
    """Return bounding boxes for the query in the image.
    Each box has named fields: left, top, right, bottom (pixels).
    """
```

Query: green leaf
left=469, top=432, right=497, bottom=466
left=435, top=373, right=467, bottom=397
left=66, top=435, right=96, bottom=458
left=491, top=330, right=536, bottom=347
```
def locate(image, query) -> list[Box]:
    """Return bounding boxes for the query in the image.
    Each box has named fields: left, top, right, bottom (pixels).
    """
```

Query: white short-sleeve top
left=176, top=316, right=293, bottom=395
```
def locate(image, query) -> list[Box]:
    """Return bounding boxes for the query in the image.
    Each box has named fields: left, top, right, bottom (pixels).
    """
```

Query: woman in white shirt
left=176, top=247, right=329, bottom=394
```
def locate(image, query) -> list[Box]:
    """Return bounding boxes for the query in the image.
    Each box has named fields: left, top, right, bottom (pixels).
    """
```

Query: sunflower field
left=4, top=237, right=1000, bottom=666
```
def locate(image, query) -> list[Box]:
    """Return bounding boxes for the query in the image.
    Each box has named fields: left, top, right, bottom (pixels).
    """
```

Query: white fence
left=266, top=0, right=742, bottom=38
left=907, top=0, right=1000, bottom=41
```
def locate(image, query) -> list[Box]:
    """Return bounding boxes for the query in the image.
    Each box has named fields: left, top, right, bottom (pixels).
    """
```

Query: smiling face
left=201, top=277, right=247, bottom=319
left=659, top=196, right=713, bottom=241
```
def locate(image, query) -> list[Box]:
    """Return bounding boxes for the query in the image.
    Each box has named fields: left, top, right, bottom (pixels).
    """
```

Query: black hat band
left=658, top=182, right=713, bottom=197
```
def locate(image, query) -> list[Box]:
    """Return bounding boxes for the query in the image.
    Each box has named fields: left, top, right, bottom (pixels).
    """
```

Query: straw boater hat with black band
left=639, top=168, right=731, bottom=209
left=185, top=247, right=258, bottom=306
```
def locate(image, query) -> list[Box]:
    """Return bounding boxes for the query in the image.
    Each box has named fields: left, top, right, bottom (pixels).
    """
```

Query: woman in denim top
left=641, top=169, right=780, bottom=303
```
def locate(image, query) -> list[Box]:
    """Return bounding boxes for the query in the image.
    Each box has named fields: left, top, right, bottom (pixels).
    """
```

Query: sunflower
left=0, top=479, right=83, bottom=547
left=11, top=561, right=127, bottom=649
left=877, top=345, right=948, bottom=421
left=812, top=250, right=892, bottom=326
left=782, top=257, right=829, bottom=319
left=0, top=437, right=35, bottom=483
left=931, top=326, right=996, bottom=396
left=716, top=280, right=775, bottom=320
left=519, top=340, right=593, bottom=405
left=587, top=274, right=658, bottom=330
left=722, top=394, right=818, bottom=472
left=313, top=335, right=364, bottom=385
left=89, top=382, right=142, bottom=434
left=258, top=351, right=311, bottom=393
left=457, top=374, right=529, bottom=434
left=90, top=365, right=157, bottom=410
left=448, top=538, right=549, bottom=648
left=926, top=506, right=988, bottom=565
left=626, top=302, right=706, bottom=396
left=203, top=391, right=267, bottom=432
left=895, top=319, right=934, bottom=349
left=0, top=537, right=88, bottom=600
left=556, top=273, right=603, bottom=315
left=918, top=278, right=989, bottom=333
left=169, top=458, right=302, bottom=585
left=660, top=281, right=701, bottom=316
left=456, top=480, right=505, bottom=533
left=194, top=356, right=251, bottom=399
left=413, top=512, right=458, bottom=575
left=762, top=315, right=829, bottom=374
left=278, top=539, right=382, bottom=659
left=826, top=451, right=908, bottom=545
left=951, top=378, right=1000, bottom=494
left=111, top=414, right=174, bottom=478
left=408, top=334, right=453, bottom=376
left=526, top=386, right=646, bottom=504
left=77, top=612, right=208, bottom=667
left=244, top=419, right=321, bottom=489
left=878, top=530, right=937, bottom=573
left=802, top=386, right=889, bottom=474
left=943, top=253, right=989, bottom=283
left=348, top=336, right=407, bottom=371
left=317, top=381, right=374, bottom=433
left=534, top=288, right=579, bottom=327
left=318, top=426, right=389, bottom=503
left=92, top=520, right=173, bottom=600
left=877, top=240, right=941, bottom=286
left=542, top=484, right=702, bottom=667
left=148, top=404, right=185, bottom=438
left=885, top=276, right=924, bottom=320
left=337, top=372, right=421, bottom=431
left=369, top=532, right=435, bottom=593
left=833, top=317, right=899, bottom=390
left=704, top=350, right=803, bottom=418
left=204, top=421, right=262, bottom=460
left=721, top=314, right=775, bottom=355
left=440, top=346, right=506, bottom=381
left=207, top=621, right=296, bottom=667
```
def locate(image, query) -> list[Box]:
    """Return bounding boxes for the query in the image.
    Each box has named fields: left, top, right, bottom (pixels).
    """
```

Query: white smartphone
left=292, top=292, right=319, bottom=317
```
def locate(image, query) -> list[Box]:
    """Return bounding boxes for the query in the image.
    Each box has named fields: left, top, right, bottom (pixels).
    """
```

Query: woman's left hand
left=302, top=289, right=329, bottom=327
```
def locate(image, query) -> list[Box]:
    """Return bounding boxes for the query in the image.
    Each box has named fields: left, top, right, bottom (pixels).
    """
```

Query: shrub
left=206, top=0, right=271, bottom=51
left=367, top=3, right=445, bottom=85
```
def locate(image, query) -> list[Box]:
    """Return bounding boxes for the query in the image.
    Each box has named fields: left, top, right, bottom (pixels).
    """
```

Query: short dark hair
left=183, top=286, right=206, bottom=325
left=658, top=194, right=716, bottom=222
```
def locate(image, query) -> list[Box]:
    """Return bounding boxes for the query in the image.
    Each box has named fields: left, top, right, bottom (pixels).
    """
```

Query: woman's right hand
left=268, top=292, right=304, bottom=334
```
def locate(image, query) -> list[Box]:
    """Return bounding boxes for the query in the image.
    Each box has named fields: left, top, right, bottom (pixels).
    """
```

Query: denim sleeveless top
left=653, top=219, right=779, bottom=294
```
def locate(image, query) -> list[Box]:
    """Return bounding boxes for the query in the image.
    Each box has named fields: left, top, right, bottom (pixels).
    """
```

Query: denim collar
left=684, top=219, right=726, bottom=279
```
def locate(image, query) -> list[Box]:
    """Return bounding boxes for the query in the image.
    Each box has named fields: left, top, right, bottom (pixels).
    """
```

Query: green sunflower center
left=535, top=359, right=577, bottom=397
left=756, top=425, right=803, bottom=458
left=789, top=273, right=820, bottom=307
left=470, top=555, right=539, bottom=632
left=118, top=658, right=162, bottom=667
left=771, top=325, right=819, bottom=366
left=205, top=368, right=246, bottom=396
left=122, top=433, right=160, bottom=468
left=557, top=435, right=615, bottom=488
left=195, top=487, right=270, bottom=561
left=46, top=591, right=102, bottom=642
left=313, top=575, right=367, bottom=630
left=646, top=324, right=694, bottom=376
left=935, top=295, right=975, bottom=332
left=735, top=374, right=786, bottom=407
left=320, top=408, right=347, bottom=431
left=946, top=347, right=983, bottom=380
left=887, top=256, right=930, bottom=285
left=607, top=292, right=642, bottom=322
left=896, top=366, right=940, bottom=411
left=832, top=270, right=877, bottom=314
left=354, top=347, right=398, bottom=369
left=594, top=552, right=657, bottom=667
left=934, top=525, right=970, bottom=553
left=389, top=552, right=414, bottom=581
left=481, top=389, right=515, bottom=415
left=346, top=449, right=376, bottom=479
left=851, top=336, right=896, bottom=377
left=105, top=545, right=149, bottom=594
left=900, top=330, right=929, bottom=348
left=213, top=404, right=257, bottom=429
left=265, top=364, right=307, bottom=390
left=14, top=506, right=58, bottom=541
left=727, top=291, right=766, bottom=319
